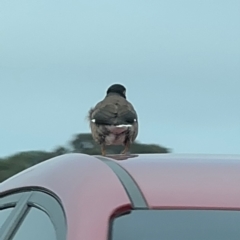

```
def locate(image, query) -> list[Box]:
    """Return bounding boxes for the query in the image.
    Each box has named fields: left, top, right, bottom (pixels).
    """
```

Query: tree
left=52, top=146, right=70, bottom=156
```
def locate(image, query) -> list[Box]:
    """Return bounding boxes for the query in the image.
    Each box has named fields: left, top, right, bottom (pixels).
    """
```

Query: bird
left=88, top=84, right=138, bottom=156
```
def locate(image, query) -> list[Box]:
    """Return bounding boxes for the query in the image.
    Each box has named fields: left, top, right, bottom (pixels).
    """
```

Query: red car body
left=1, top=153, right=240, bottom=239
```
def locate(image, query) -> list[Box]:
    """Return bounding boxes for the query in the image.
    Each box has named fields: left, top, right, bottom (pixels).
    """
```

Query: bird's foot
left=121, top=142, right=130, bottom=155
left=101, top=145, right=106, bottom=156
left=120, top=150, right=127, bottom=155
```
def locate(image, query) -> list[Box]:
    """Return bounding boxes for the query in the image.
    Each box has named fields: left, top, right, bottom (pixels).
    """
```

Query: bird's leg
left=121, top=140, right=130, bottom=155
left=101, top=144, right=106, bottom=156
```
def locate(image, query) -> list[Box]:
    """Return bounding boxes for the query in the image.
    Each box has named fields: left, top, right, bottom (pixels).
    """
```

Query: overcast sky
left=0, top=0, right=240, bottom=157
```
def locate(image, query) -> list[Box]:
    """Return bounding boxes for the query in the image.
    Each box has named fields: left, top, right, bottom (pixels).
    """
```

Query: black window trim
left=0, top=192, right=32, bottom=240
left=0, top=188, right=67, bottom=240
left=0, top=192, right=27, bottom=210
left=95, top=156, right=148, bottom=209
left=27, top=191, right=67, bottom=240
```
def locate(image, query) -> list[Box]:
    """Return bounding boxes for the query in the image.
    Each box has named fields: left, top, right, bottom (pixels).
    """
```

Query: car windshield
left=110, top=209, right=240, bottom=240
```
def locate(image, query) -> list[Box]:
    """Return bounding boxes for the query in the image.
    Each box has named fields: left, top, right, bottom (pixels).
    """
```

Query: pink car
left=0, top=153, right=240, bottom=239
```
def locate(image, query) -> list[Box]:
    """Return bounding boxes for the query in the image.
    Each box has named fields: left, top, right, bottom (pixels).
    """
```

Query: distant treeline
left=0, top=133, right=170, bottom=183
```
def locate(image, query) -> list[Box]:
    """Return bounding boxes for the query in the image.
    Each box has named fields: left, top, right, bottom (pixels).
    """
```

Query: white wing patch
left=116, top=124, right=132, bottom=127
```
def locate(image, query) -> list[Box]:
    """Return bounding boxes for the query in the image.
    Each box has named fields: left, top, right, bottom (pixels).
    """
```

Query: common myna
left=88, top=84, right=138, bottom=156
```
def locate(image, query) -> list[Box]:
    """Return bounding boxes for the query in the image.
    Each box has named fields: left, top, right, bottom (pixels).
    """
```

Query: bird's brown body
left=88, top=84, right=138, bottom=156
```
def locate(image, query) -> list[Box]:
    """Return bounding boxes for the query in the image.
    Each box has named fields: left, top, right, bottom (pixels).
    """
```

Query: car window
left=12, top=207, right=57, bottom=240
left=0, top=208, right=13, bottom=228
left=111, top=209, right=240, bottom=240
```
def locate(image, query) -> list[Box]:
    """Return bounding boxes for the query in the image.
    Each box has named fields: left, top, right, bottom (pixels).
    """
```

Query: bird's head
left=106, top=84, right=126, bottom=98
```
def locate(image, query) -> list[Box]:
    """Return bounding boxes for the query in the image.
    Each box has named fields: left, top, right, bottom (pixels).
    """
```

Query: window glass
left=0, top=208, right=13, bottom=228
left=12, top=207, right=57, bottom=240
left=111, top=210, right=240, bottom=240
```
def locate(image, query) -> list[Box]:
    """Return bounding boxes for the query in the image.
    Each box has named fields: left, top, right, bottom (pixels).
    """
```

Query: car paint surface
left=116, top=154, right=240, bottom=209
left=1, top=153, right=240, bottom=240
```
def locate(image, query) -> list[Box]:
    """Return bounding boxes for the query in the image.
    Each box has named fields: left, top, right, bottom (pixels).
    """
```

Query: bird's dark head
left=106, top=84, right=126, bottom=98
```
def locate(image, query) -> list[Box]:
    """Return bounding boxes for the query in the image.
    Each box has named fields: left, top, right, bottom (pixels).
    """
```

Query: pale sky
left=1, top=0, right=240, bottom=157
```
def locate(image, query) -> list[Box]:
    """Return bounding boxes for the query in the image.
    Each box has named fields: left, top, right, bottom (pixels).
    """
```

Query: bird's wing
left=89, top=95, right=137, bottom=125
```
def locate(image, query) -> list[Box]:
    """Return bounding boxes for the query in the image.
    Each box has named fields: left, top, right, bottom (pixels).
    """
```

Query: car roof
left=1, top=153, right=240, bottom=239
left=1, top=153, right=240, bottom=210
